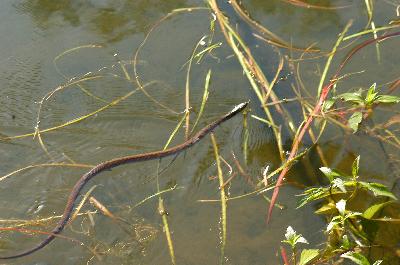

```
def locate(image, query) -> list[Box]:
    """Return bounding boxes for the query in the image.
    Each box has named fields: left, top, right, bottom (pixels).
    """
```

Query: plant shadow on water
left=0, top=0, right=400, bottom=264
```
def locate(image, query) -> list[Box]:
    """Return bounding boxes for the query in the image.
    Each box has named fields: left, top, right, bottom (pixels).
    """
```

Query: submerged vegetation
left=1, top=0, right=400, bottom=264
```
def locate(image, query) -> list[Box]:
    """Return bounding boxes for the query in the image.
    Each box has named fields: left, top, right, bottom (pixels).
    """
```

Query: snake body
left=0, top=101, right=248, bottom=259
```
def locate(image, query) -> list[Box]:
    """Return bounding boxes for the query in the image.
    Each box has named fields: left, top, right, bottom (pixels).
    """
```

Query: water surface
left=0, top=0, right=399, bottom=264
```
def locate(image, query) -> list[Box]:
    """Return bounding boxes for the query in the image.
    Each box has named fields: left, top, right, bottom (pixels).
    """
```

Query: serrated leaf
left=341, top=251, right=370, bottom=265
left=359, top=182, right=397, bottom=200
left=298, top=249, right=319, bottom=265
left=362, top=201, right=394, bottom=219
left=348, top=111, right=363, bottom=133
left=352, top=156, right=360, bottom=178
left=374, top=95, right=400, bottom=104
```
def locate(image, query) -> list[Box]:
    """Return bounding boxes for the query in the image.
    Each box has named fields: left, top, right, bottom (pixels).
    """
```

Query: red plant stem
left=280, top=246, right=290, bottom=265
left=267, top=31, right=400, bottom=222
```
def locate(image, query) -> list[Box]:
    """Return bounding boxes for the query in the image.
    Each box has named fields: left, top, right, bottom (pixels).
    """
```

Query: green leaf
left=348, top=111, right=363, bottom=133
left=298, top=249, right=319, bottom=265
left=372, top=260, right=383, bottom=265
left=332, top=178, right=346, bottom=192
left=336, top=92, right=363, bottom=104
left=365, top=83, right=378, bottom=105
left=359, top=182, right=397, bottom=200
left=323, top=99, right=335, bottom=111
left=341, top=251, right=370, bottom=265
left=341, top=235, right=351, bottom=250
left=374, top=95, right=400, bottom=104
left=344, top=180, right=358, bottom=188
left=320, top=167, right=342, bottom=182
left=297, top=188, right=328, bottom=208
left=362, top=201, right=394, bottom=219
left=315, top=202, right=336, bottom=215
left=327, top=215, right=342, bottom=232
left=352, top=156, right=360, bottom=178
left=344, top=211, right=362, bottom=220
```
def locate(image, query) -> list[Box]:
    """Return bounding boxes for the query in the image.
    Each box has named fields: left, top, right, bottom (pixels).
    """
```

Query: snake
left=0, top=101, right=248, bottom=259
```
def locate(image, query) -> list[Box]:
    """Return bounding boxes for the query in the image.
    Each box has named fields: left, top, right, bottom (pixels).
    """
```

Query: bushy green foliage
left=282, top=156, right=398, bottom=265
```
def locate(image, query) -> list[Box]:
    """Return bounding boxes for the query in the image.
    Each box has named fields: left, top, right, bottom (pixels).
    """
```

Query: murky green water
left=1, top=0, right=399, bottom=264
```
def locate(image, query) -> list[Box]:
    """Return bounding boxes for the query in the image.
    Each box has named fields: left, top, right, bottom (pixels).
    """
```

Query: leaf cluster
left=282, top=156, right=398, bottom=265
left=324, top=83, right=400, bottom=133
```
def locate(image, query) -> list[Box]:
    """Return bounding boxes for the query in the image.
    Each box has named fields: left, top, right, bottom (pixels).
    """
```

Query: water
left=0, top=0, right=399, bottom=264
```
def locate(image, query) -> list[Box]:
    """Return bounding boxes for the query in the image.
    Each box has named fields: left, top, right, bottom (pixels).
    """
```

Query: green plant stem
left=211, top=133, right=227, bottom=265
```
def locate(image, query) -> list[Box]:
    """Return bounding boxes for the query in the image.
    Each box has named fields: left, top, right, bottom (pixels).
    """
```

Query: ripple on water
left=0, top=59, right=43, bottom=128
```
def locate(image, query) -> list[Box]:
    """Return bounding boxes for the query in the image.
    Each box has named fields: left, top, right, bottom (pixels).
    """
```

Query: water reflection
left=240, top=0, right=350, bottom=47
left=15, top=0, right=187, bottom=42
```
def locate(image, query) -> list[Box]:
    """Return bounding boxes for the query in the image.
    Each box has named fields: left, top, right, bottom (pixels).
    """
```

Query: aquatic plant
left=281, top=156, right=398, bottom=264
